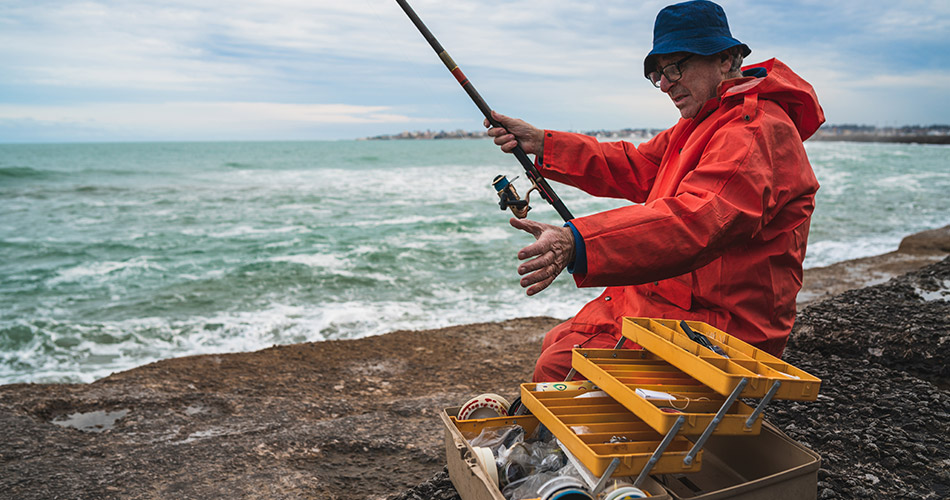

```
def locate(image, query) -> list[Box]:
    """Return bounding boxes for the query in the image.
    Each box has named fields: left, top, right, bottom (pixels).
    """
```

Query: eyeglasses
left=647, top=54, right=693, bottom=88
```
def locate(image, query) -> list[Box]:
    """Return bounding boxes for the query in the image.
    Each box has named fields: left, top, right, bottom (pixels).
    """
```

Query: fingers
left=510, top=220, right=548, bottom=256
left=485, top=110, right=513, bottom=134
left=518, top=250, right=553, bottom=275
left=491, top=110, right=511, bottom=127
left=485, top=127, right=517, bottom=153
left=509, top=217, right=544, bottom=237
left=496, top=136, right=519, bottom=153
left=526, top=275, right=556, bottom=296
left=519, top=257, right=558, bottom=295
left=517, top=238, right=549, bottom=260
left=488, top=131, right=518, bottom=152
left=511, top=218, right=571, bottom=256
left=486, top=111, right=526, bottom=153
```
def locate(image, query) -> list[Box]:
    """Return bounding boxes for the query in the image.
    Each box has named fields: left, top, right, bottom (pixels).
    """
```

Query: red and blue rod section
left=395, top=0, right=574, bottom=222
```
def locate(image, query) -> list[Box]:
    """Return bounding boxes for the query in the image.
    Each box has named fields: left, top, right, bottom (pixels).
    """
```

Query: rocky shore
left=1, top=226, right=948, bottom=500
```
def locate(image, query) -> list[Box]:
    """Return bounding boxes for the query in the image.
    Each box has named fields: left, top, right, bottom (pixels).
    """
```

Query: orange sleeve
left=537, top=129, right=672, bottom=203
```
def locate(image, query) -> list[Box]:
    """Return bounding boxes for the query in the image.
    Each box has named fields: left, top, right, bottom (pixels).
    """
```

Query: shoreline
left=0, top=225, right=947, bottom=499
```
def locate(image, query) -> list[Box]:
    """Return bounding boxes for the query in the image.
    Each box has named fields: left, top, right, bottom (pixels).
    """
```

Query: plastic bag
left=468, top=425, right=525, bottom=455
left=502, top=470, right=558, bottom=500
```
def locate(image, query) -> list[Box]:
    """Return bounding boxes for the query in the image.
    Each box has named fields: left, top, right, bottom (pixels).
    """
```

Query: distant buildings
left=812, top=124, right=950, bottom=144
left=362, top=129, right=488, bottom=140
left=362, top=128, right=664, bottom=141
left=364, top=124, right=950, bottom=144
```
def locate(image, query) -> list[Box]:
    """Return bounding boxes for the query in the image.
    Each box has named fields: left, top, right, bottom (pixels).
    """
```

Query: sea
left=1, top=139, right=948, bottom=384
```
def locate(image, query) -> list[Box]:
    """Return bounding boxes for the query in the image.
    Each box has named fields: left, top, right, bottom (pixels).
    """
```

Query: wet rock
left=769, top=257, right=950, bottom=499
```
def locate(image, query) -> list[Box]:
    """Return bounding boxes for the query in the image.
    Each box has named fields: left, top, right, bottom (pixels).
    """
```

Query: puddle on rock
left=914, top=279, right=950, bottom=302
left=52, top=409, right=129, bottom=433
left=184, top=404, right=206, bottom=416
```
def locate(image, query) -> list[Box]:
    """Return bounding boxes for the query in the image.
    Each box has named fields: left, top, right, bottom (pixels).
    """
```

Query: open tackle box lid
left=621, top=318, right=821, bottom=400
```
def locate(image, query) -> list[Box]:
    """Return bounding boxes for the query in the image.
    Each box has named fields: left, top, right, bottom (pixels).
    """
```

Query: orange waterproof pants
left=532, top=320, right=638, bottom=382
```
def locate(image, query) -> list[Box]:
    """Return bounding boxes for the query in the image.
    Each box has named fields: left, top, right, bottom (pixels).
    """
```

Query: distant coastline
left=811, top=124, right=950, bottom=144
left=364, top=124, right=950, bottom=144
left=360, top=128, right=663, bottom=142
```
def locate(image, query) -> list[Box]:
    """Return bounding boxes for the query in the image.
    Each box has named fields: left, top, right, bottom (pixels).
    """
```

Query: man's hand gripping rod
left=395, top=0, right=574, bottom=222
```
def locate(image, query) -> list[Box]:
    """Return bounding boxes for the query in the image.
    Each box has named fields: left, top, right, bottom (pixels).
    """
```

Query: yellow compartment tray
left=571, top=348, right=762, bottom=436
left=622, top=318, right=821, bottom=400
left=520, top=383, right=702, bottom=477
left=450, top=413, right=542, bottom=440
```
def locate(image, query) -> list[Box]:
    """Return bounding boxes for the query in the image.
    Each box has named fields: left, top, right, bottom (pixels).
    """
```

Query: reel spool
left=537, top=476, right=594, bottom=500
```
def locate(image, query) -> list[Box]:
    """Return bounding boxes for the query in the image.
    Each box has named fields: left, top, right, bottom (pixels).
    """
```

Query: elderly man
left=486, top=0, right=824, bottom=382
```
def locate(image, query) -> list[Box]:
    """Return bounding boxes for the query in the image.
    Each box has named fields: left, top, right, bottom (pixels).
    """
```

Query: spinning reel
left=492, top=174, right=535, bottom=219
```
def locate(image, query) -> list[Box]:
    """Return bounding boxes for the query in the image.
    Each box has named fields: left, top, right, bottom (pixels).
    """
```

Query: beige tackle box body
left=653, top=422, right=821, bottom=500
left=441, top=409, right=818, bottom=500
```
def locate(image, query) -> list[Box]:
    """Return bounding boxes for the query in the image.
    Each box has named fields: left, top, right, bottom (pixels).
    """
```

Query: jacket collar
left=689, top=72, right=765, bottom=124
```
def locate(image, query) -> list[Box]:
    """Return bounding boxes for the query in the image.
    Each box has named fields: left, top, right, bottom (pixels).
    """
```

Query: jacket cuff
left=565, top=221, right=587, bottom=275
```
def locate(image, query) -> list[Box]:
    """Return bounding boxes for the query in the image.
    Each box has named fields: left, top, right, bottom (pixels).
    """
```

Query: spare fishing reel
left=492, top=174, right=534, bottom=219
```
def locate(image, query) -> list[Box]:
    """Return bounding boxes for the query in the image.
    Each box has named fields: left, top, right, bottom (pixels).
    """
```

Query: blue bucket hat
left=643, top=0, right=751, bottom=77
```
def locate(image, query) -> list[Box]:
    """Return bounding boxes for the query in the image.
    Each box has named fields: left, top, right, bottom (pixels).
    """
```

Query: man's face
left=654, top=53, right=729, bottom=119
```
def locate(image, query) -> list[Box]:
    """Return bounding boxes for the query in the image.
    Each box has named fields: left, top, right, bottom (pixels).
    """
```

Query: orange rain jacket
left=537, top=59, right=824, bottom=358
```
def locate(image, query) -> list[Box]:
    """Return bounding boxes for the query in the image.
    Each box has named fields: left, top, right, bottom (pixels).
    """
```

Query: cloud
left=0, top=101, right=413, bottom=123
left=1, top=0, right=948, bottom=141
left=0, top=102, right=418, bottom=141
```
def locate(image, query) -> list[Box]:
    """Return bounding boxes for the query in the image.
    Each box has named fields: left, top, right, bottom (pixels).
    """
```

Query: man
left=486, top=0, right=824, bottom=382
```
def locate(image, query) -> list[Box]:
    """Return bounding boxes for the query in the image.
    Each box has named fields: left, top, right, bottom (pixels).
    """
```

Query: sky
left=1, top=0, right=948, bottom=142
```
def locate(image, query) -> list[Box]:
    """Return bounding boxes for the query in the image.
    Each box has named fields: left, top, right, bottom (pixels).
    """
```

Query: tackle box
left=571, top=348, right=762, bottom=436
left=438, top=317, right=822, bottom=499
left=622, top=318, right=821, bottom=400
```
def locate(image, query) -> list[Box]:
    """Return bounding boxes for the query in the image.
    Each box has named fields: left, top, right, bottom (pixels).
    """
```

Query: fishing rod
left=395, top=0, right=574, bottom=222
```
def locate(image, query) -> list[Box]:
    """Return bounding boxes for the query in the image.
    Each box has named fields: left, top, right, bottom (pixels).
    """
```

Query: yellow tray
left=622, top=318, right=821, bottom=400
left=520, top=383, right=701, bottom=477
left=572, top=348, right=762, bottom=436
left=449, top=413, right=542, bottom=441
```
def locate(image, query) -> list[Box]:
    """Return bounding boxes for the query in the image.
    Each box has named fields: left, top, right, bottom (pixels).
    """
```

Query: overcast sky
left=1, top=0, right=948, bottom=142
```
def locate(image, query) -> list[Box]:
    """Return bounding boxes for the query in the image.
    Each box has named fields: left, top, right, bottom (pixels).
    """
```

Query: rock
left=819, top=487, right=837, bottom=499
left=898, top=226, right=950, bottom=254
left=0, top=317, right=557, bottom=500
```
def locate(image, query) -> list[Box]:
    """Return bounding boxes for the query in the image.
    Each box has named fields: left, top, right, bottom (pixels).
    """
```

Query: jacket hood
left=720, top=58, right=825, bottom=140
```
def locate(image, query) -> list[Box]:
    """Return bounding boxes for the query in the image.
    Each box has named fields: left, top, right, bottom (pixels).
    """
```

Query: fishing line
left=666, top=394, right=710, bottom=411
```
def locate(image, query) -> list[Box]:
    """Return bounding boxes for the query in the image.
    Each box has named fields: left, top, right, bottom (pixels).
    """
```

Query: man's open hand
left=510, top=217, right=575, bottom=296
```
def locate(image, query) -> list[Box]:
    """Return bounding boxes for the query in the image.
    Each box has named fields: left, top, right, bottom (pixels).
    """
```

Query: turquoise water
left=1, top=139, right=948, bottom=383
